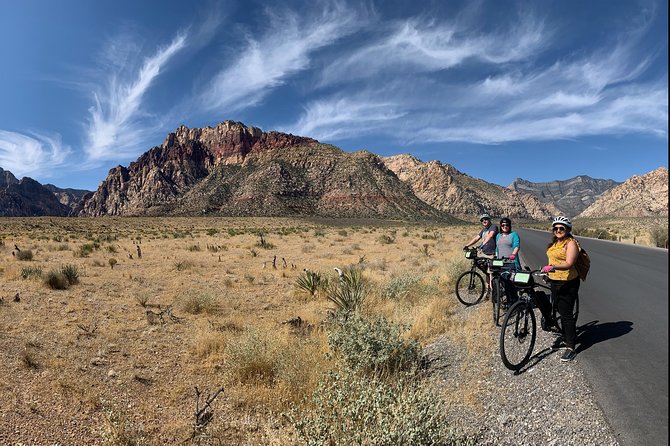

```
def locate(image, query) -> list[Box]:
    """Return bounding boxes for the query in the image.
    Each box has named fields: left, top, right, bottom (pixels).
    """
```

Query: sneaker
left=551, top=336, right=566, bottom=350
left=560, top=348, right=576, bottom=362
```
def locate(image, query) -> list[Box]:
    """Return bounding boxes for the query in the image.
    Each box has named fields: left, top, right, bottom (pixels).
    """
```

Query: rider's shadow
left=575, top=320, right=633, bottom=354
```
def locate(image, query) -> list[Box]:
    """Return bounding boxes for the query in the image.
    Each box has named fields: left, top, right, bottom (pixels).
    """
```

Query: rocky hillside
left=381, top=154, right=560, bottom=221
left=0, top=168, right=71, bottom=217
left=577, top=167, right=668, bottom=218
left=508, top=176, right=620, bottom=217
left=79, top=121, right=455, bottom=222
left=43, top=184, right=91, bottom=213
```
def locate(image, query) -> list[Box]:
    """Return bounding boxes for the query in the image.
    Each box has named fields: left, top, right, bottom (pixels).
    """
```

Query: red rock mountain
left=381, top=154, right=561, bottom=221
left=79, top=121, right=454, bottom=222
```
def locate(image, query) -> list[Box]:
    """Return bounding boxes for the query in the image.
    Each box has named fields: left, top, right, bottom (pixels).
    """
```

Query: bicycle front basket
left=512, top=272, right=531, bottom=284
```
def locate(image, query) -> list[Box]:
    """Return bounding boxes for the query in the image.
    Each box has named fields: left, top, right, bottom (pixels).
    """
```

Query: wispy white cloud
left=286, top=6, right=666, bottom=147
left=199, top=2, right=365, bottom=113
left=286, top=94, right=407, bottom=140
left=84, top=32, right=188, bottom=163
left=317, top=12, right=548, bottom=87
left=0, top=130, right=71, bottom=178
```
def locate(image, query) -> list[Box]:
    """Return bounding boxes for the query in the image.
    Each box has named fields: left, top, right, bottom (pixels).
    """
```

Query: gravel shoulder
left=426, top=303, right=620, bottom=446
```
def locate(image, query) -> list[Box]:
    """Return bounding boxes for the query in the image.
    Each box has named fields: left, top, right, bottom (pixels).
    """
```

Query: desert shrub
left=382, top=274, right=422, bottom=300
left=255, top=232, right=275, bottom=249
left=206, top=228, right=219, bottom=236
left=650, top=226, right=668, bottom=248
left=224, top=326, right=284, bottom=385
left=295, top=270, right=324, bottom=296
left=326, top=266, right=365, bottom=313
left=327, top=313, right=420, bottom=377
left=134, top=293, right=150, bottom=308
left=181, top=292, right=216, bottom=315
left=445, top=257, right=470, bottom=287
left=108, top=258, right=118, bottom=269
left=44, top=271, right=70, bottom=290
left=377, top=234, right=395, bottom=244
left=75, top=243, right=95, bottom=258
left=15, top=249, right=33, bottom=261
left=100, top=400, right=151, bottom=445
left=188, top=244, right=201, bottom=252
left=20, top=348, right=40, bottom=370
left=573, top=227, right=617, bottom=241
left=105, top=245, right=117, bottom=253
left=20, top=266, right=42, bottom=280
left=174, top=260, right=191, bottom=271
left=61, top=264, right=80, bottom=284
left=290, top=370, right=460, bottom=446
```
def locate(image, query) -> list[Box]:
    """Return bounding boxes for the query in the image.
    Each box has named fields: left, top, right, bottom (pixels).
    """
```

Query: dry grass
left=7, top=215, right=629, bottom=443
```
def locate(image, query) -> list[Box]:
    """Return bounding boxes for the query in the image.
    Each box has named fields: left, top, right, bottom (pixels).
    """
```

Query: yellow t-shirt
left=546, top=238, right=579, bottom=281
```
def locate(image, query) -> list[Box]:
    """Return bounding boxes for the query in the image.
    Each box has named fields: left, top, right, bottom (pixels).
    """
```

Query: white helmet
left=479, top=213, right=491, bottom=222
left=551, top=216, right=572, bottom=229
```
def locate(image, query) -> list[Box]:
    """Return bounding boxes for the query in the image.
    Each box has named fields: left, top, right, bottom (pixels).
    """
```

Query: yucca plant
left=295, top=270, right=323, bottom=296
left=326, top=267, right=365, bottom=312
left=60, top=264, right=80, bottom=285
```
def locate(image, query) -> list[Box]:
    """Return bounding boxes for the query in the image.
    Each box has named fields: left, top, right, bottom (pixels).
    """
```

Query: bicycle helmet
left=500, top=217, right=512, bottom=227
left=551, top=216, right=572, bottom=229
left=479, top=213, right=491, bottom=222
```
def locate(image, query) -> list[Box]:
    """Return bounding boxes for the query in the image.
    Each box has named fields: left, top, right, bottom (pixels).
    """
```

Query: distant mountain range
left=508, top=176, right=621, bottom=218
left=0, top=167, right=87, bottom=217
left=0, top=121, right=667, bottom=221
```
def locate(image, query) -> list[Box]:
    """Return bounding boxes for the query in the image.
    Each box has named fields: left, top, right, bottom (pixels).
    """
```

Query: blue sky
left=0, top=0, right=667, bottom=191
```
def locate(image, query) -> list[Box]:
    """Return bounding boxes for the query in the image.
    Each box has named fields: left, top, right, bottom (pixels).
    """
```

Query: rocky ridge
left=508, top=176, right=620, bottom=218
left=79, top=121, right=453, bottom=222
left=577, top=167, right=668, bottom=218
left=382, top=154, right=561, bottom=221
left=0, top=168, right=71, bottom=217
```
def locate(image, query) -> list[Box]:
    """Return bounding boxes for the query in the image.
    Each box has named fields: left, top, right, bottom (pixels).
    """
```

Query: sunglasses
left=553, top=226, right=567, bottom=232
left=501, top=224, right=510, bottom=227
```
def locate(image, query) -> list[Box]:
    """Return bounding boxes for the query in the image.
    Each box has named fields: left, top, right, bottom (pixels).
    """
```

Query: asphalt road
left=517, top=228, right=669, bottom=446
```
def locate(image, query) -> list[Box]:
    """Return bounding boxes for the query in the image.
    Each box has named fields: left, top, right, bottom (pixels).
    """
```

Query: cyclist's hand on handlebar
left=508, top=254, right=516, bottom=261
left=463, top=246, right=469, bottom=251
left=541, top=265, right=554, bottom=273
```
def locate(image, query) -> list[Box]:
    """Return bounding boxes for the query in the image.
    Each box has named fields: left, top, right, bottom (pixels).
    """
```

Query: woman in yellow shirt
left=541, top=216, right=580, bottom=362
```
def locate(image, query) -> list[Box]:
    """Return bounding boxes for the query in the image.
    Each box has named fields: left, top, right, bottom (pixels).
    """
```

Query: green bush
left=60, top=264, right=80, bottom=284
left=650, top=226, right=668, bottom=248
left=290, top=370, right=463, bottom=446
left=327, top=313, right=420, bottom=377
left=382, top=274, right=422, bottom=300
left=75, top=243, right=95, bottom=258
left=20, top=266, right=42, bottom=279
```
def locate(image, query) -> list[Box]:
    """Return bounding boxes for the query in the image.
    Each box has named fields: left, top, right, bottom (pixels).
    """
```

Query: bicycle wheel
left=455, top=271, right=485, bottom=306
left=499, top=300, right=536, bottom=371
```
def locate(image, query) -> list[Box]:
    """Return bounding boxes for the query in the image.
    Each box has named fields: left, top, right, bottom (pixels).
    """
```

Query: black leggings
left=550, top=278, right=580, bottom=349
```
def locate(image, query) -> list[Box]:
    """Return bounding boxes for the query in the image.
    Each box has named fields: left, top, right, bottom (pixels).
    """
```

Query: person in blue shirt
left=495, top=217, right=520, bottom=269
left=496, top=217, right=521, bottom=303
